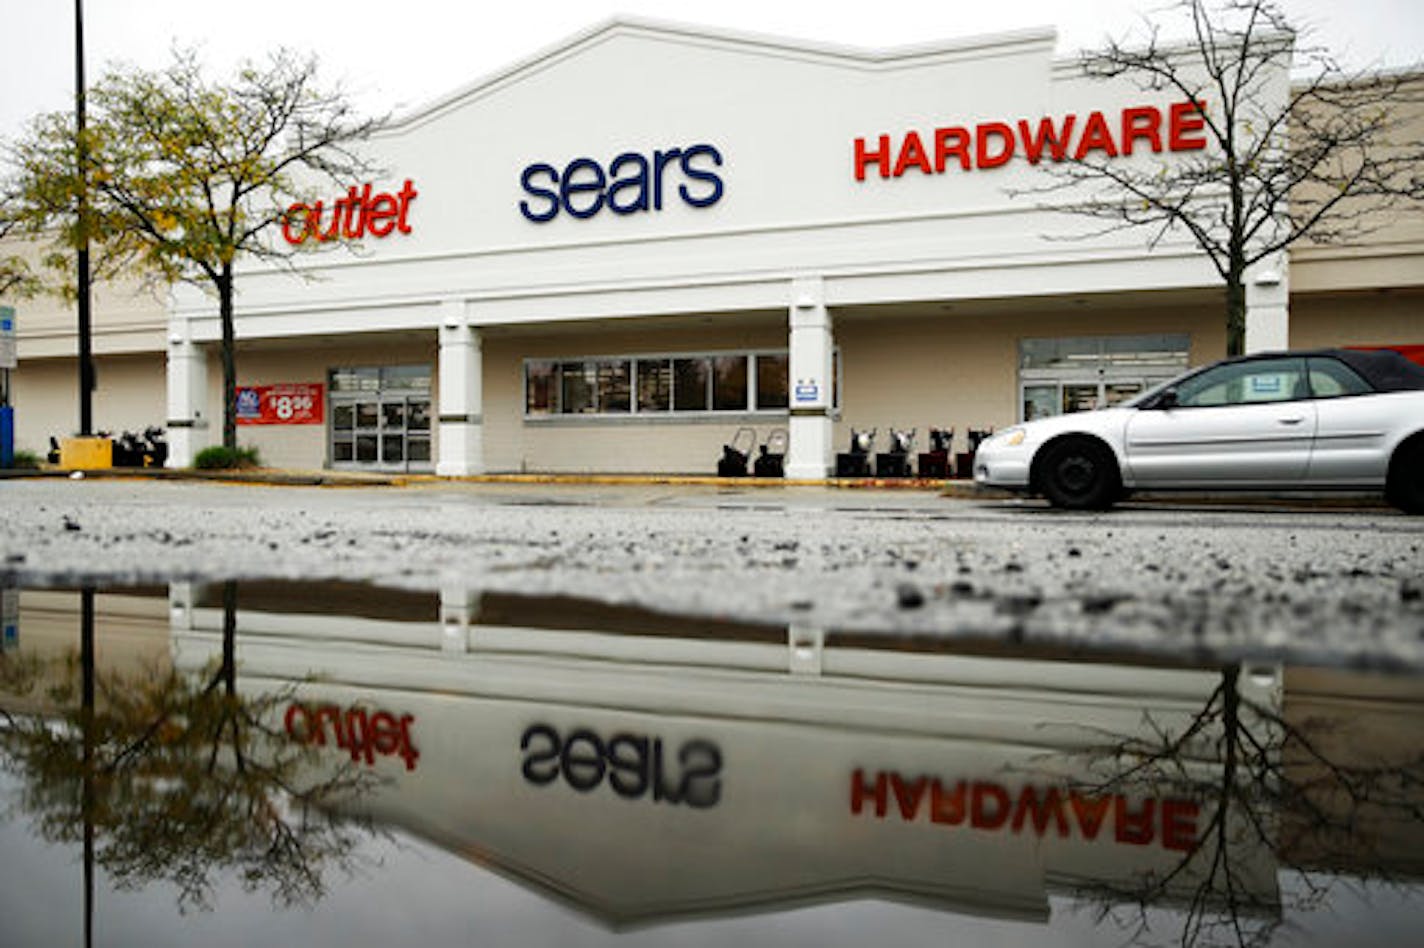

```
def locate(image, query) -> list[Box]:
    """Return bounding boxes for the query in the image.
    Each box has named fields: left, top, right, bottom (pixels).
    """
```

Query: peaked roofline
left=379, top=15, right=1058, bottom=134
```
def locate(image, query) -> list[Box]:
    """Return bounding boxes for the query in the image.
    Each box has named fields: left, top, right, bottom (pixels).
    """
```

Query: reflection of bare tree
left=0, top=584, right=381, bottom=916
left=1064, top=663, right=1424, bottom=948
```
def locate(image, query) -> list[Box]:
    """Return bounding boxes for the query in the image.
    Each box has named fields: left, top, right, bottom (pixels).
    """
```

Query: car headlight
left=998, top=427, right=1027, bottom=447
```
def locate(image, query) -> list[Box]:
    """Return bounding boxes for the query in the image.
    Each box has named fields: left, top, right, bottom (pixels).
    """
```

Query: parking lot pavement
left=1, top=478, right=1421, bottom=670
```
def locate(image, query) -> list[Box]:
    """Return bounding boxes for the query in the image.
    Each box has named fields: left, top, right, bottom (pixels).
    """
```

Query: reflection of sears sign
left=519, top=144, right=724, bottom=222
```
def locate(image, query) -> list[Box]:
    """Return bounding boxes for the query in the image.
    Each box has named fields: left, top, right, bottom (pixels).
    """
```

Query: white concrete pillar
left=436, top=300, right=484, bottom=477
left=1245, top=257, right=1290, bottom=353
left=439, top=584, right=479, bottom=653
left=788, top=623, right=824, bottom=676
left=164, top=319, right=209, bottom=468
left=786, top=277, right=834, bottom=480
left=168, top=582, right=197, bottom=633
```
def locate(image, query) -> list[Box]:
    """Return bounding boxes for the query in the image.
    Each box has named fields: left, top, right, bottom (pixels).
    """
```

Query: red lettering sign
left=854, top=100, right=1208, bottom=179
left=849, top=768, right=1200, bottom=852
left=285, top=700, right=420, bottom=771
left=282, top=179, right=418, bottom=245
left=235, top=383, right=324, bottom=426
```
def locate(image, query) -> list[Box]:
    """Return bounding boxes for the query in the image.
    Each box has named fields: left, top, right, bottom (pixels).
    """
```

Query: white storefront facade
left=159, top=18, right=1264, bottom=476
left=10, top=18, right=1422, bottom=474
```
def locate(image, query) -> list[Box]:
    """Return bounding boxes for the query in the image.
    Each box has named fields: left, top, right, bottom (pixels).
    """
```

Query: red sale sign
left=235, top=383, right=325, bottom=425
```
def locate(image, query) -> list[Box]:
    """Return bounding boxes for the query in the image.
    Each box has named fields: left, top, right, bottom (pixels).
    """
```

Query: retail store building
left=4, top=18, right=1421, bottom=474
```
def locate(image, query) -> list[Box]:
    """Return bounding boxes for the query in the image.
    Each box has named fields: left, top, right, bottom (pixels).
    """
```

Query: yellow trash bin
left=60, top=436, right=113, bottom=470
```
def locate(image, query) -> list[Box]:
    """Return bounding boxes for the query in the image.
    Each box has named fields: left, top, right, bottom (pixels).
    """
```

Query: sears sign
left=519, top=143, right=725, bottom=223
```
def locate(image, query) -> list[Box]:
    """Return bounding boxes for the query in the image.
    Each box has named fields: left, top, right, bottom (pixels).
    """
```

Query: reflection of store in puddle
left=9, top=583, right=1424, bottom=932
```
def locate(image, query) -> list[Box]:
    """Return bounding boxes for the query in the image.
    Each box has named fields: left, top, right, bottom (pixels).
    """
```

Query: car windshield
left=1122, top=366, right=1202, bottom=407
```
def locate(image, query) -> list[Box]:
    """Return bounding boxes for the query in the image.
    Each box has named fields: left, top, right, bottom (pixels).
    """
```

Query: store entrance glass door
left=1018, top=334, right=1190, bottom=422
left=329, top=365, right=433, bottom=472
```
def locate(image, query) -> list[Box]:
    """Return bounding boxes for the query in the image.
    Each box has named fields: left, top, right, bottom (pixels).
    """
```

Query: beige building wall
left=1288, top=290, right=1424, bottom=350
left=477, top=301, right=1228, bottom=474
left=0, top=234, right=168, bottom=359
left=214, top=334, right=438, bottom=470
left=3, top=233, right=169, bottom=457
left=833, top=301, right=1227, bottom=449
left=11, top=353, right=166, bottom=455
left=1, top=591, right=172, bottom=718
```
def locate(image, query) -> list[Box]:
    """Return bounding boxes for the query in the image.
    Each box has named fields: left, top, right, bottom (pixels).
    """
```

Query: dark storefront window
left=523, top=351, right=798, bottom=417
left=712, top=356, right=748, bottom=411
left=756, top=354, right=789, bottom=410
left=638, top=359, right=672, bottom=412
left=673, top=358, right=711, bottom=411
left=526, top=361, right=558, bottom=414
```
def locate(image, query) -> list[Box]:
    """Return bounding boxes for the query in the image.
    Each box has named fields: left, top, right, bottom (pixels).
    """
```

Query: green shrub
left=193, top=445, right=262, bottom=470
left=7, top=449, right=42, bottom=470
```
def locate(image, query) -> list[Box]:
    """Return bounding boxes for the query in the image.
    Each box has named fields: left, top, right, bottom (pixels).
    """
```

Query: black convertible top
left=1236, top=348, right=1424, bottom=392
left=1319, top=348, right=1424, bottom=392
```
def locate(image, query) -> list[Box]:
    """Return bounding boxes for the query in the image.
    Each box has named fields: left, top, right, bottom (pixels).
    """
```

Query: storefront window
left=1023, top=385, right=1058, bottom=421
left=380, top=364, right=431, bottom=390
left=596, top=360, right=632, bottom=413
left=330, top=367, right=380, bottom=393
left=674, top=358, right=710, bottom=411
left=756, top=354, right=789, bottom=410
left=560, top=362, right=596, bottom=414
left=523, top=350, right=802, bottom=417
left=712, top=356, right=747, bottom=411
left=526, top=361, right=558, bottom=415
left=638, top=359, right=672, bottom=412
left=1018, top=334, right=1190, bottom=422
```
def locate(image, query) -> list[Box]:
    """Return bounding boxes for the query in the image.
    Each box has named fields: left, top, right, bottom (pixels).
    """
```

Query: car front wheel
left=1386, top=438, right=1424, bottom=515
left=1037, top=438, right=1121, bottom=511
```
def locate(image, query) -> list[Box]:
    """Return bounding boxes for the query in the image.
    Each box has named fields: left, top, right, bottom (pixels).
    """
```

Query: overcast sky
left=2, top=0, right=1421, bottom=139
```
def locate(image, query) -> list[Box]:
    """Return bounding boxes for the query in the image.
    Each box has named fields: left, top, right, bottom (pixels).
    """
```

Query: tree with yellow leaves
left=2, top=49, right=380, bottom=450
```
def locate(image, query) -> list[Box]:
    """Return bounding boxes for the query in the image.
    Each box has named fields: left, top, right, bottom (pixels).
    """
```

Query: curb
left=0, top=467, right=1392, bottom=508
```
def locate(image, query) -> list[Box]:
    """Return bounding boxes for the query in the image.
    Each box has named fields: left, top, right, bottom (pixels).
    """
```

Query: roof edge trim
left=379, top=15, right=1058, bottom=133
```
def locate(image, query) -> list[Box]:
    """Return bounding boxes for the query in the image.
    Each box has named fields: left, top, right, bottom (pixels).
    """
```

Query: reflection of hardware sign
left=284, top=702, right=420, bottom=771
left=520, top=724, right=723, bottom=808
left=794, top=380, right=820, bottom=403
left=850, top=769, right=1199, bottom=852
left=519, top=144, right=724, bottom=223
left=854, top=100, right=1208, bottom=181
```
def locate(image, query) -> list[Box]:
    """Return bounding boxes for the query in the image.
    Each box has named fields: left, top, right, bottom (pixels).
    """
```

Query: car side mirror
left=1155, top=388, right=1179, bottom=410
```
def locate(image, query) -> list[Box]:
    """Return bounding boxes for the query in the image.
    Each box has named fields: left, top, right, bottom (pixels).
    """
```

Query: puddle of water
left=1, top=580, right=1422, bottom=947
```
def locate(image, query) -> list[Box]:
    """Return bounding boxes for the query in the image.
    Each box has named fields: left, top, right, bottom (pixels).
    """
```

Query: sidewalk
left=0, top=464, right=1393, bottom=508
left=0, top=464, right=981, bottom=492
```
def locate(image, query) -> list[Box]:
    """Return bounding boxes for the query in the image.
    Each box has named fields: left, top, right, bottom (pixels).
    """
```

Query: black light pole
left=75, top=0, right=94, bottom=436
left=80, top=588, right=96, bottom=948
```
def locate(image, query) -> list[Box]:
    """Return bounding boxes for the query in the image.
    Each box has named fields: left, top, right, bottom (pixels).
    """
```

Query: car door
left=1304, top=356, right=1391, bottom=485
left=1124, top=356, right=1316, bottom=486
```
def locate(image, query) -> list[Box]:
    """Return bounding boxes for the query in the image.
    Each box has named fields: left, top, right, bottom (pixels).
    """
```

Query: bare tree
left=2, top=49, right=381, bottom=453
left=1060, top=662, right=1424, bottom=947
left=1029, top=0, right=1424, bottom=356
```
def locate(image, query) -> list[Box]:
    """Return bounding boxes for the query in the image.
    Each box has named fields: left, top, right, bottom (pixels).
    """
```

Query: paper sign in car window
left=1249, top=374, right=1285, bottom=399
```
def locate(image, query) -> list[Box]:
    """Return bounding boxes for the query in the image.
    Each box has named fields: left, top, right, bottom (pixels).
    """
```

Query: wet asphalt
left=1, top=479, right=1421, bottom=670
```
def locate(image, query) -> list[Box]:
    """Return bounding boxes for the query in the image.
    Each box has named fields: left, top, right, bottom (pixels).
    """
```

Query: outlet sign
left=282, top=180, right=419, bottom=244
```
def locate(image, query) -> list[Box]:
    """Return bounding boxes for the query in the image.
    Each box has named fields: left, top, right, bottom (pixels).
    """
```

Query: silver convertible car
left=973, top=348, right=1424, bottom=513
